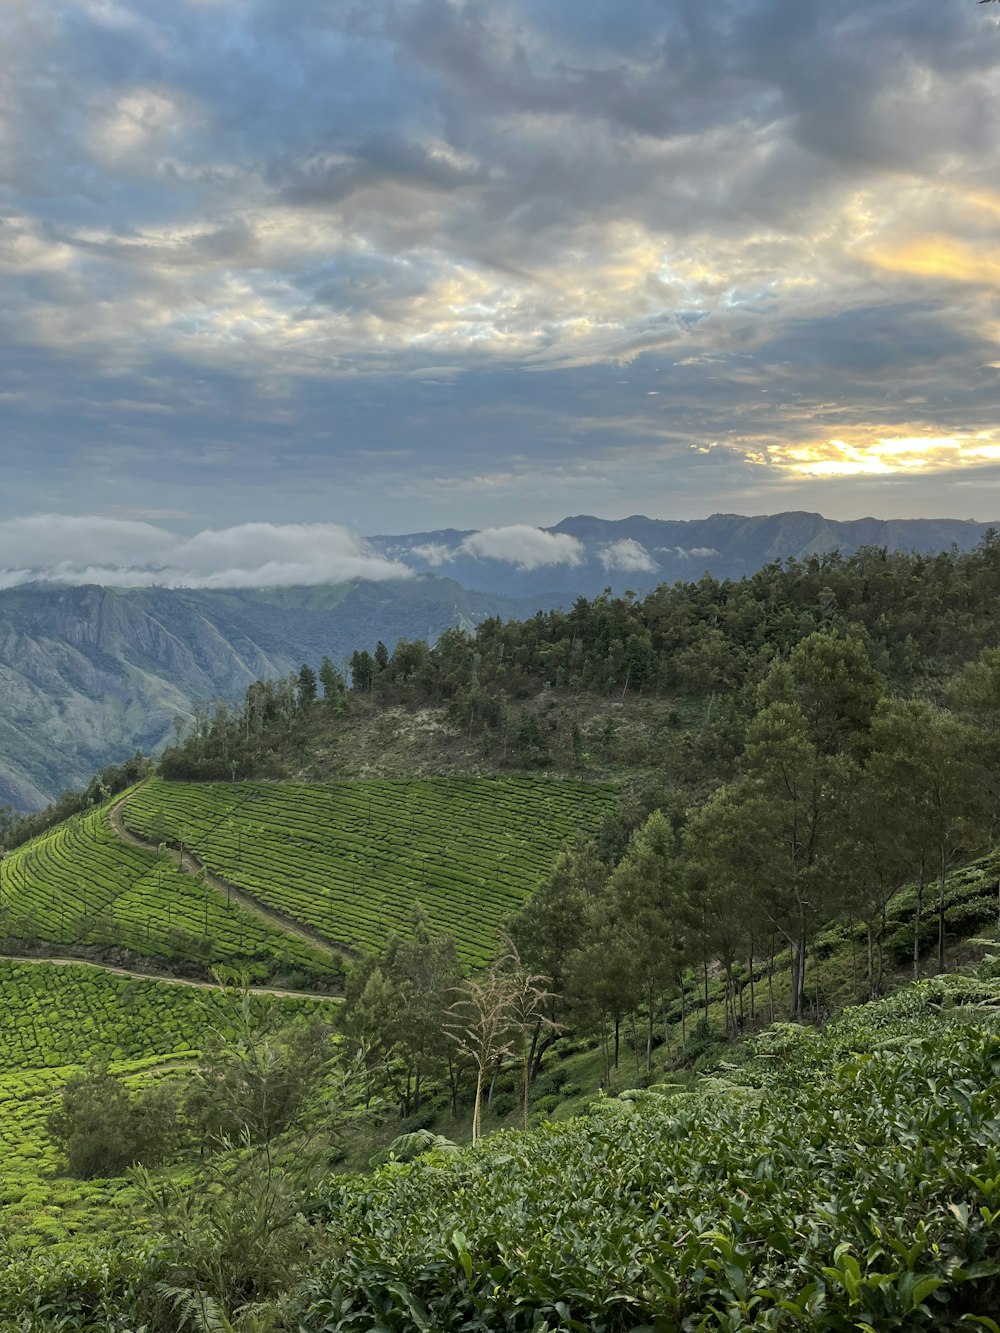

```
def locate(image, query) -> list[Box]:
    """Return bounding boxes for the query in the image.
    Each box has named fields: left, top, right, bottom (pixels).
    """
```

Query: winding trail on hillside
left=107, top=789, right=353, bottom=961
left=0, top=951, right=341, bottom=1001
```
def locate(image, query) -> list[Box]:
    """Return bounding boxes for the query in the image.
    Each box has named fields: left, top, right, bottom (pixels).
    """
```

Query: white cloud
left=599, top=539, right=657, bottom=573
left=657, top=545, right=720, bottom=559
left=410, top=542, right=456, bottom=566
left=0, top=517, right=411, bottom=589
left=459, top=525, right=585, bottom=570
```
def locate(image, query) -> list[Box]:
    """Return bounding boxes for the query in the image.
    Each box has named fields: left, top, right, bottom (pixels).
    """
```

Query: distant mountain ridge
left=1, top=510, right=996, bottom=810
left=369, top=511, right=997, bottom=599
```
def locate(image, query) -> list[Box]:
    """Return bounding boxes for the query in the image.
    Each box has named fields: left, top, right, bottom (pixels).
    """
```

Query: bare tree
left=445, top=937, right=562, bottom=1141
left=444, top=956, right=517, bottom=1144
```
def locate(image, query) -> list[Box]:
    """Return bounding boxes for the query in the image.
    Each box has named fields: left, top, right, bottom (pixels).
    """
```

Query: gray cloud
left=0, top=1, right=998, bottom=531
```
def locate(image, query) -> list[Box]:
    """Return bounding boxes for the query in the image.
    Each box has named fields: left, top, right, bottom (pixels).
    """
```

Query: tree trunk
left=525, top=1022, right=540, bottom=1087
left=472, top=1067, right=484, bottom=1145
left=850, top=914, right=858, bottom=997
left=613, top=1015, right=620, bottom=1071
left=867, top=918, right=875, bottom=1001
left=937, top=850, right=947, bottom=974
left=913, top=872, right=924, bottom=980
left=530, top=1029, right=558, bottom=1082
left=790, top=926, right=807, bottom=1021
left=522, top=1043, right=531, bottom=1130
left=447, top=1052, right=459, bottom=1118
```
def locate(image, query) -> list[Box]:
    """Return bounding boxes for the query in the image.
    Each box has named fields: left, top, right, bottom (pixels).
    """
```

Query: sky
left=1, top=0, right=999, bottom=584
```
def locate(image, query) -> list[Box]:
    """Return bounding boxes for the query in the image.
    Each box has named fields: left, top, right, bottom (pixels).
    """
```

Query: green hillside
left=297, top=974, right=1000, bottom=1331
left=0, top=798, right=330, bottom=978
left=0, top=961, right=335, bottom=1244
left=123, top=777, right=616, bottom=966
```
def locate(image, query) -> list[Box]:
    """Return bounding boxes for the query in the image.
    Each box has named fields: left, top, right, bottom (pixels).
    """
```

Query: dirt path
left=107, top=789, right=350, bottom=961
left=0, top=951, right=341, bottom=1002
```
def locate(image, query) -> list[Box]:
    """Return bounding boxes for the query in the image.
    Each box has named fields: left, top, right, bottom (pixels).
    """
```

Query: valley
left=1, top=542, right=999, bottom=1329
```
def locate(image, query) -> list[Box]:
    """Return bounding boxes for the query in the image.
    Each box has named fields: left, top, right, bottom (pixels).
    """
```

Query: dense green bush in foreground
left=1, top=975, right=997, bottom=1331
left=298, top=977, right=1000, bottom=1332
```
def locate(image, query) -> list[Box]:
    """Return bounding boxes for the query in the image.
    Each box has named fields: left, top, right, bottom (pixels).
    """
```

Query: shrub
left=488, top=1092, right=517, bottom=1119
left=47, top=1064, right=180, bottom=1179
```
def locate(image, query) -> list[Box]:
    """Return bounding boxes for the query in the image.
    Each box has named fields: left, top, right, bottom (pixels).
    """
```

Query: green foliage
left=124, top=777, right=614, bottom=965
left=47, top=1062, right=180, bottom=1178
left=370, top=1129, right=459, bottom=1166
left=0, top=797, right=327, bottom=974
left=297, top=976, right=1000, bottom=1331
left=0, top=961, right=338, bottom=1245
left=186, top=994, right=337, bottom=1147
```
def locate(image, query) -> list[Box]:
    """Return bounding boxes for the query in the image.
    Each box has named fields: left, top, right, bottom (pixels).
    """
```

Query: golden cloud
left=766, top=431, right=1000, bottom=478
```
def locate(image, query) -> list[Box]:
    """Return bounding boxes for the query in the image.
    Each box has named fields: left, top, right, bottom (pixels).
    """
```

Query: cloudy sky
left=1, top=0, right=999, bottom=579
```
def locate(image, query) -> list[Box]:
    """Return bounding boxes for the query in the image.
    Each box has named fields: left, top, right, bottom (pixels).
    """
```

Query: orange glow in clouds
left=767, top=432, right=1000, bottom=478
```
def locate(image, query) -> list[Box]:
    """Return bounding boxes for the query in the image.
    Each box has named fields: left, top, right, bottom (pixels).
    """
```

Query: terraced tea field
left=0, top=800, right=329, bottom=976
left=0, top=961, right=336, bottom=1244
left=124, top=777, right=615, bottom=964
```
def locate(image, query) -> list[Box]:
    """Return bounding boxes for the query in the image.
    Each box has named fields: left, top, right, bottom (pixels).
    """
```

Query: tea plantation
left=3, top=970, right=998, bottom=1328
left=123, top=777, right=615, bottom=964
left=0, top=960, right=336, bottom=1245
left=295, top=974, right=1000, bottom=1331
left=0, top=799, right=328, bottom=975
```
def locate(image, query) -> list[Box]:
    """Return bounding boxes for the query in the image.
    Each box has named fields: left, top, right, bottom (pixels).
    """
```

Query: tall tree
left=600, top=811, right=686, bottom=1069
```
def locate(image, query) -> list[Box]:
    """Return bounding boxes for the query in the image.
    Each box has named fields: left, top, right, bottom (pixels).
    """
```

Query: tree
left=948, top=647, right=1000, bottom=846
left=862, top=699, right=982, bottom=976
left=757, top=629, right=882, bottom=756
left=600, top=812, right=687, bottom=1067
left=186, top=990, right=336, bottom=1147
left=297, top=662, right=318, bottom=707
left=689, top=702, right=852, bottom=1020
left=349, top=650, right=375, bottom=693
left=444, top=955, right=518, bottom=1144
left=319, top=655, right=347, bottom=709
left=48, top=1062, right=180, bottom=1178
left=508, top=836, right=606, bottom=1036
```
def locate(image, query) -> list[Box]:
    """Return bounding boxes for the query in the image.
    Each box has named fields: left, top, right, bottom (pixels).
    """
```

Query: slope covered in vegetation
left=123, top=777, right=615, bottom=966
left=0, top=961, right=336, bottom=1245
left=297, top=974, right=1000, bottom=1331
left=0, top=798, right=331, bottom=981
left=2, top=969, right=997, bottom=1330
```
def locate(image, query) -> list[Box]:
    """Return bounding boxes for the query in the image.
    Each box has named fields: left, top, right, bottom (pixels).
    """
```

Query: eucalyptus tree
left=508, top=836, right=607, bottom=1040
left=948, top=646, right=1000, bottom=847
left=342, top=912, right=461, bottom=1116
left=599, top=810, right=688, bottom=1068
left=689, top=700, right=853, bottom=1020
left=861, top=698, right=982, bottom=975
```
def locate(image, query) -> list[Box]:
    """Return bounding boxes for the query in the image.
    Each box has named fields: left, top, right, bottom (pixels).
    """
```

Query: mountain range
left=369, top=511, right=997, bottom=599
left=1, top=510, right=995, bottom=810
